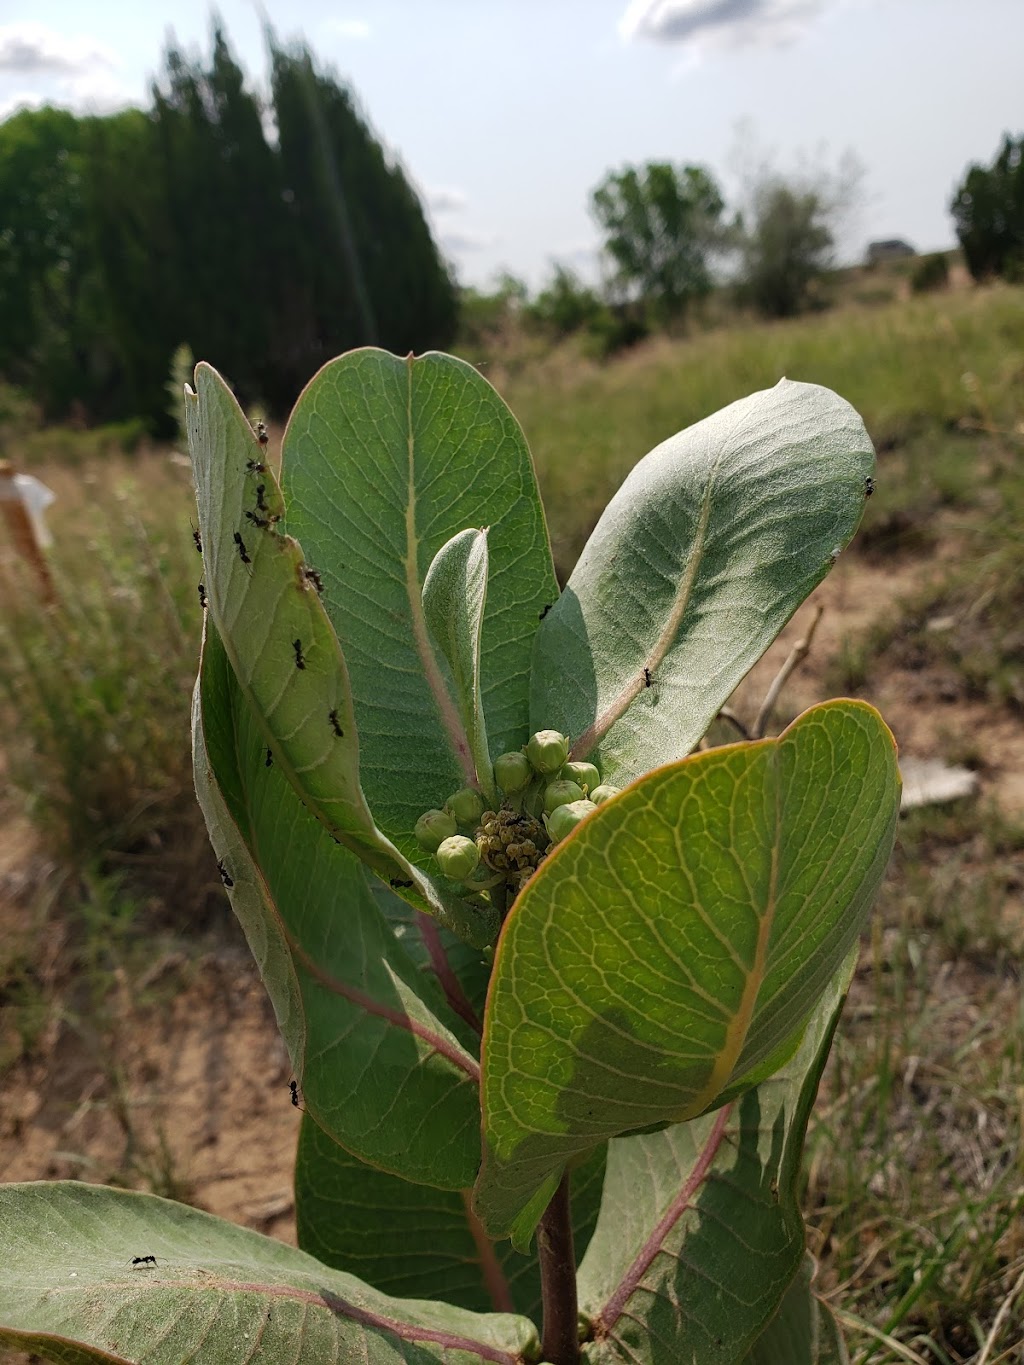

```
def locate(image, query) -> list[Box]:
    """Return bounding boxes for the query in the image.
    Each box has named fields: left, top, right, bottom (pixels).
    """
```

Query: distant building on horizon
left=866, top=239, right=917, bottom=265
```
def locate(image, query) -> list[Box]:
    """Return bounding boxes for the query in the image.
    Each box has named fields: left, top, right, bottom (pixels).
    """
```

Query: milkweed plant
left=0, top=349, right=899, bottom=1365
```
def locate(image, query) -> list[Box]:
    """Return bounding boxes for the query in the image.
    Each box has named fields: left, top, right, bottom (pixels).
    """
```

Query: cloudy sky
left=1, top=1, right=1021, bottom=289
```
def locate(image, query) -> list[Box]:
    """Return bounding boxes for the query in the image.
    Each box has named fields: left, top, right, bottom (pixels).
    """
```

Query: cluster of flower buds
left=414, top=787, right=490, bottom=886
left=413, top=729, right=622, bottom=900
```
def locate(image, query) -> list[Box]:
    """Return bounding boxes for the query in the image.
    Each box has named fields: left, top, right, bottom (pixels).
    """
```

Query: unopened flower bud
left=543, top=779, right=585, bottom=814
left=445, top=787, right=485, bottom=827
left=415, top=808, right=458, bottom=852
left=526, top=729, right=570, bottom=775
left=436, top=835, right=481, bottom=880
left=590, top=784, right=622, bottom=805
left=494, top=751, right=532, bottom=795
left=560, top=761, right=600, bottom=794
left=545, top=799, right=597, bottom=844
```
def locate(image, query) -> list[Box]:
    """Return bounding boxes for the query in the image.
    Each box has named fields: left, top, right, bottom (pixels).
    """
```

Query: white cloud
left=0, top=23, right=134, bottom=115
left=620, top=0, right=826, bottom=49
left=322, top=18, right=371, bottom=41
left=0, top=23, right=116, bottom=75
left=426, top=186, right=468, bottom=215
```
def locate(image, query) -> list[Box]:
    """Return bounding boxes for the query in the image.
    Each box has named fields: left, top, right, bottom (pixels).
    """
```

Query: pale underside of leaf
left=577, top=953, right=855, bottom=1365
left=0, top=1182, right=537, bottom=1365
left=531, top=379, right=875, bottom=784
left=422, top=526, right=496, bottom=803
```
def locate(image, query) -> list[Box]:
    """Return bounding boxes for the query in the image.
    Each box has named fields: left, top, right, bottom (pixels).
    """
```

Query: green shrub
left=911, top=252, right=950, bottom=293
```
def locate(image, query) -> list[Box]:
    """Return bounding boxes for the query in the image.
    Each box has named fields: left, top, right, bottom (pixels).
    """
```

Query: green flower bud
left=560, top=761, right=600, bottom=794
left=493, top=750, right=532, bottom=795
left=414, top=808, right=458, bottom=852
left=543, top=779, right=585, bottom=814
left=590, top=784, right=622, bottom=805
left=545, top=799, right=597, bottom=844
left=436, top=835, right=481, bottom=880
left=526, top=729, right=570, bottom=775
left=445, top=787, right=485, bottom=827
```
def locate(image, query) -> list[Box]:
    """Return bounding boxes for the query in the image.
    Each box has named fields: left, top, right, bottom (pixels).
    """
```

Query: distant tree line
left=471, top=133, right=1023, bottom=363
left=0, top=26, right=457, bottom=430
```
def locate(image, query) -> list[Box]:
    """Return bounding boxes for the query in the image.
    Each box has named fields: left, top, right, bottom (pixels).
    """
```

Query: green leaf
left=743, top=1255, right=849, bottom=1364
left=0, top=1182, right=537, bottom=1365
left=372, top=879, right=491, bottom=1037
left=186, top=361, right=495, bottom=946
left=474, top=700, right=899, bottom=1238
left=530, top=380, right=874, bottom=782
left=195, top=623, right=483, bottom=1190
left=422, top=527, right=497, bottom=804
left=576, top=954, right=855, bottom=1365
left=295, top=1118, right=607, bottom=1321
left=281, top=349, right=558, bottom=861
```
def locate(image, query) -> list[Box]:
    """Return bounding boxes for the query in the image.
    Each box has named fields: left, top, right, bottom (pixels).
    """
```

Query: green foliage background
left=0, top=26, right=457, bottom=430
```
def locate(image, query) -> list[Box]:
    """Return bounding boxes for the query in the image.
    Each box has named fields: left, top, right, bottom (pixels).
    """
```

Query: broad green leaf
left=422, top=528, right=496, bottom=803
left=372, top=880, right=492, bottom=1037
left=194, top=623, right=482, bottom=1190
left=577, top=954, right=855, bottom=1365
left=474, top=700, right=899, bottom=1238
left=186, top=362, right=495, bottom=947
left=295, top=1118, right=606, bottom=1321
left=282, top=349, right=558, bottom=861
left=0, top=1182, right=537, bottom=1365
left=530, top=380, right=874, bottom=783
left=744, top=1256, right=850, bottom=1365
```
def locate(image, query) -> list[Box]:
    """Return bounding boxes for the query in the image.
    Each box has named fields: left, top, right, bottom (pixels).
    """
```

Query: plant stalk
left=538, top=1171, right=578, bottom=1365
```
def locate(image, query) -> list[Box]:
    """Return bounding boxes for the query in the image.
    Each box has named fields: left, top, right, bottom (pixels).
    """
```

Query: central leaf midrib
left=684, top=759, right=782, bottom=1117
left=572, top=473, right=716, bottom=760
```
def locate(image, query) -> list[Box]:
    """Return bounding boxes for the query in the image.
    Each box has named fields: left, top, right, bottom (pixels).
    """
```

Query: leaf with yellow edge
left=473, top=699, right=899, bottom=1239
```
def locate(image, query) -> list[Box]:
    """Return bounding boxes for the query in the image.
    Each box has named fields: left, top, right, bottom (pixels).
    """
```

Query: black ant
left=255, top=484, right=268, bottom=512
left=191, top=526, right=202, bottom=555
left=643, top=667, right=655, bottom=688
left=255, top=421, right=269, bottom=447
left=389, top=878, right=413, bottom=889
left=217, top=859, right=233, bottom=888
left=245, top=510, right=270, bottom=529
left=233, top=532, right=251, bottom=566
left=265, top=748, right=273, bottom=768
left=302, top=567, right=324, bottom=595
left=197, top=583, right=206, bottom=609
left=246, top=458, right=265, bottom=475
left=293, top=639, right=305, bottom=670
left=130, top=1255, right=158, bottom=1268
left=865, top=476, right=875, bottom=498
left=328, top=708, right=343, bottom=736
left=289, top=1080, right=303, bottom=1109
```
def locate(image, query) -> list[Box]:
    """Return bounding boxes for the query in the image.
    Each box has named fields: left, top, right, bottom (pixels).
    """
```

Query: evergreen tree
left=952, top=134, right=1024, bottom=282
left=269, top=38, right=457, bottom=376
left=0, top=23, right=457, bottom=427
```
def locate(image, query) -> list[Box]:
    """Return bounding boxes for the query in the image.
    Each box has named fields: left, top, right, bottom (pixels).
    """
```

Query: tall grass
left=0, top=454, right=214, bottom=915
left=498, top=284, right=1024, bottom=578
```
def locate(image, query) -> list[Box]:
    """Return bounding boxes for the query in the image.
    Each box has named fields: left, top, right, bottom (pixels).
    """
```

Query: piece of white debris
left=900, top=756, right=978, bottom=811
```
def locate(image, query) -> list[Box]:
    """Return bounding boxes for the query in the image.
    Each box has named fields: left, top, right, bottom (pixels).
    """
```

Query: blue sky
left=2, top=1, right=1022, bottom=289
